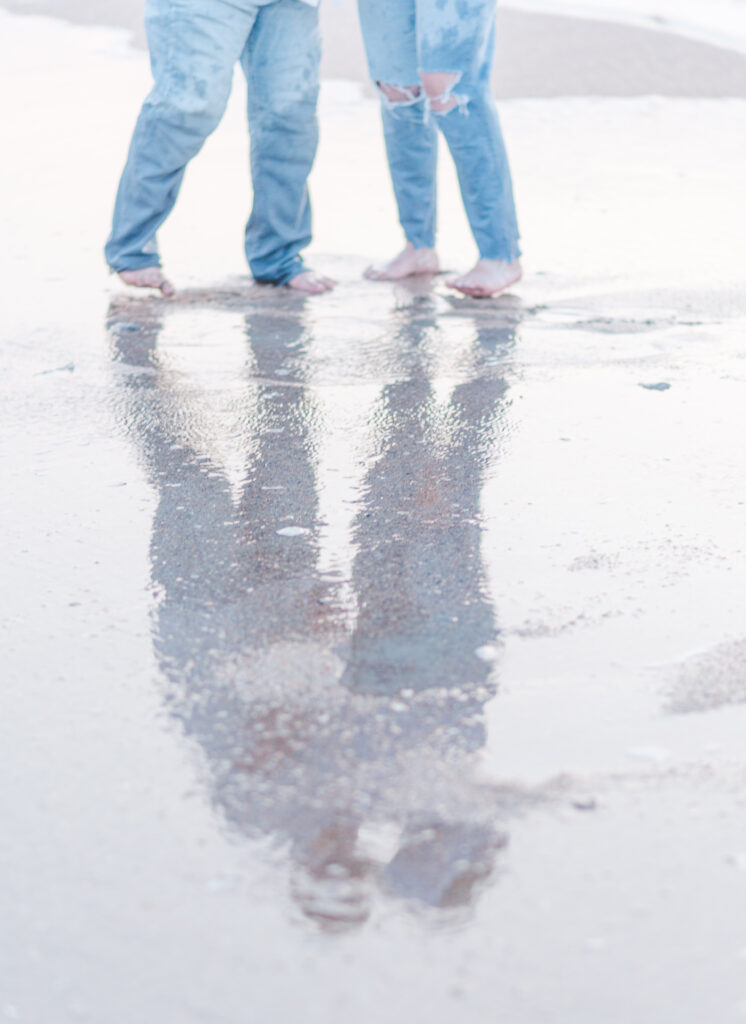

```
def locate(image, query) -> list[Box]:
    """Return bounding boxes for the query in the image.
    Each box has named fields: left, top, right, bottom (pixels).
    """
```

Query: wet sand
left=2, top=4, right=746, bottom=1024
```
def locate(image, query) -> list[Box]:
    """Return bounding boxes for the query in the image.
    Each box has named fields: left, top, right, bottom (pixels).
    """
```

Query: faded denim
left=105, top=0, right=321, bottom=284
left=357, top=0, right=520, bottom=262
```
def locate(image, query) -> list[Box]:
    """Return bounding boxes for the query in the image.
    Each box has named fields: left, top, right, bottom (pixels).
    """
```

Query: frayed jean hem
left=252, top=256, right=307, bottom=287
left=106, top=255, right=162, bottom=273
left=479, top=240, right=522, bottom=263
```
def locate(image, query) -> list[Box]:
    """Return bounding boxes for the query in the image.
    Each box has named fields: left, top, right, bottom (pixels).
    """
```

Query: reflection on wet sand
left=108, top=283, right=529, bottom=930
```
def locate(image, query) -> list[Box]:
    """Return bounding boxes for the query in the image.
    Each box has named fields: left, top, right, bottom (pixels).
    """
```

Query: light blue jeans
left=357, top=0, right=520, bottom=262
left=105, top=0, right=320, bottom=284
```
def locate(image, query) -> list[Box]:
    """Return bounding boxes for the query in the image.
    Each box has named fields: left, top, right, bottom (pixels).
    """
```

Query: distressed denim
left=105, top=0, right=321, bottom=284
left=357, top=0, right=520, bottom=262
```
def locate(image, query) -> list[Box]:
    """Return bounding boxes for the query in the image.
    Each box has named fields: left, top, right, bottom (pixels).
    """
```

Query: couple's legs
left=356, top=2, right=438, bottom=279
left=358, top=0, right=521, bottom=296
left=364, top=88, right=440, bottom=281
left=105, top=0, right=329, bottom=292
left=243, top=1, right=332, bottom=290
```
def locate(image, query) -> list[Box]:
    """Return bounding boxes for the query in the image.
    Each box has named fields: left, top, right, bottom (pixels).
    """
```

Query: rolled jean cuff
left=252, top=255, right=306, bottom=287
left=479, top=239, right=522, bottom=262
left=105, top=253, right=162, bottom=273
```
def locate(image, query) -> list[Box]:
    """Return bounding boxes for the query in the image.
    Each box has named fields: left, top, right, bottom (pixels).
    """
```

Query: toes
left=288, top=274, right=314, bottom=292
left=366, top=269, right=391, bottom=282
left=446, top=277, right=496, bottom=298
left=119, top=269, right=175, bottom=295
left=447, top=282, right=483, bottom=298
left=288, top=272, right=335, bottom=294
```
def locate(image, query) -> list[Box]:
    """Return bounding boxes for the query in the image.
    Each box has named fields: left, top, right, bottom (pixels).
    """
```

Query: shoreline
left=505, top=0, right=746, bottom=57
left=1, top=1, right=745, bottom=97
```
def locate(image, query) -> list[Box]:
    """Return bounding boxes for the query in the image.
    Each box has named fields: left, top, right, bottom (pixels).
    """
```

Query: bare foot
left=288, top=270, right=336, bottom=294
left=447, top=259, right=522, bottom=299
left=119, top=267, right=175, bottom=297
left=364, top=243, right=439, bottom=281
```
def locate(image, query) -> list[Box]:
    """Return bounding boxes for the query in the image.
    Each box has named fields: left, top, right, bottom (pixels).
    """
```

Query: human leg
left=416, top=0, right=521, bottom=295
left=240, top=0, right=331, bottom=290
left=105, top=0, right=257, bottom=286
left=357, top=0, right=439, bottom=279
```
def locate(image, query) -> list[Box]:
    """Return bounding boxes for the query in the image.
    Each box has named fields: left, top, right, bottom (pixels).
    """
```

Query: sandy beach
left=2, top=2, right=746, bottom=1023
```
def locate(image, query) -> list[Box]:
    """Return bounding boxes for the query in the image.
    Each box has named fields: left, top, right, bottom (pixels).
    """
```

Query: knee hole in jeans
left=420, top=72, right=465, bottom=114
left=376, top=82, right=422, bottom=105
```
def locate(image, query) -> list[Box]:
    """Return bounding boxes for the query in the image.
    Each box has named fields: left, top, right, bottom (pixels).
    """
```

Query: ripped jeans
left=357, top=0, right=520, bottom=262
left=105, top=0, right=320, bottom=284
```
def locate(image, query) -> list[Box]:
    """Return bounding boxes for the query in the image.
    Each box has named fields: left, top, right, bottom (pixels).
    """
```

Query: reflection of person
left=104, top=0, right=334, bottom=297
left=108, top=289, right=517, bottom=930
left=357, top=0, right=521, bottom=298
left=341, top=315, right=508, bottom=709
